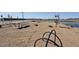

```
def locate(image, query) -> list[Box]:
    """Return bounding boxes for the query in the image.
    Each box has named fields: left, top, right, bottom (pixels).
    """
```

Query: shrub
left=49, top=25, right=53, bottom=28
left=0, top=25, right=2, bottom=28
left=34, top=24, right=38, bottom=26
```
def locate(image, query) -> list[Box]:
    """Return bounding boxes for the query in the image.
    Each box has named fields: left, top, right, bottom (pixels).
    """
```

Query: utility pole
left=22, top=12, right=24, bottom=19
left=8, top=14, right=12, bottom=24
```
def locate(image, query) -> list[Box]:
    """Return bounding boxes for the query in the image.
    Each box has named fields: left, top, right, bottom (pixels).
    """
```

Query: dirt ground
left=0, top=20, right=79, bottom=47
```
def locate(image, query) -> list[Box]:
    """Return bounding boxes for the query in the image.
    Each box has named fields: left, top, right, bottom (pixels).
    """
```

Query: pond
left=61, top=22, right=79, bottom=28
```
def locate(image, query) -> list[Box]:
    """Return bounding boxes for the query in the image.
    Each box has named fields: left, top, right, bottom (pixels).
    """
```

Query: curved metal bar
left=34, top=30, right=63, bottom=47
left=42, top=30, right=56, bottom=44
left=34, top=38, right=60, bottom=47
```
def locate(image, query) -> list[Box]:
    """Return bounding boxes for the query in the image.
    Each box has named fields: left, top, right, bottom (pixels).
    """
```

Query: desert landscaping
left=0, top=20, right=79, bottom=47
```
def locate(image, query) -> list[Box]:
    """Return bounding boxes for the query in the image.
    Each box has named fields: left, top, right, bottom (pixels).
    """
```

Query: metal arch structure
left=34, top=30, right=63, bottom=47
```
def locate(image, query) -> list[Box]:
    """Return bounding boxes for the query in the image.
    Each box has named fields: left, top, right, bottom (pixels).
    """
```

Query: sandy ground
left=0, top=20, right=79, bottom=47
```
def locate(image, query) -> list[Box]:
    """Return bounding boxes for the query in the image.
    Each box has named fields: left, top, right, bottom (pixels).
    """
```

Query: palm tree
left=0, top=14, right=3, bottom=20
left=1, top=14, right=3, bottom=18
left=0, top=14, right=4, bottom=22
left=8, top=14, right=11, bottom=18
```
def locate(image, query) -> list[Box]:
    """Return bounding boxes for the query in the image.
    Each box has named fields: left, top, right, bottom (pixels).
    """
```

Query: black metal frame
left=34, top=30, right=63, bottom=47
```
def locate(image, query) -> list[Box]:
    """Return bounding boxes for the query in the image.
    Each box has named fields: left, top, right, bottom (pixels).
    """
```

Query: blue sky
left=0, top=12, right=79, bottom=19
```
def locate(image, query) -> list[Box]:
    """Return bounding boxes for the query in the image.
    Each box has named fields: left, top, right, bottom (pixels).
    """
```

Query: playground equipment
left=34, top=30, right=63, bottom=47
left=54, top=14, right=60, bottom=27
